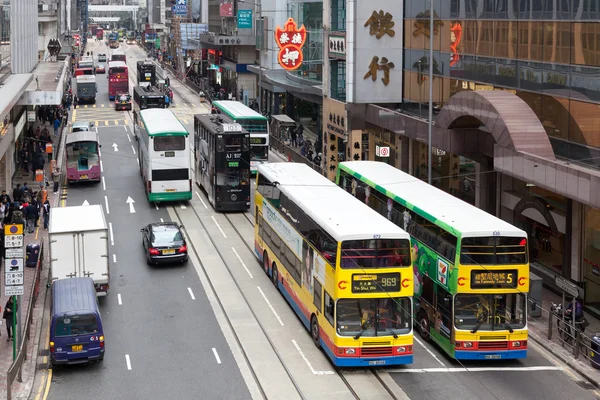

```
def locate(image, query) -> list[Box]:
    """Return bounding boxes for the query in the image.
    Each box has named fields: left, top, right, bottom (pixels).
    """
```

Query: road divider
left=232, top=247, right=253, bottom=279
left=125, top=354, right=132, bottom=370
left=212, top=348, right=222, bottom=364
left=113, top=254, right=116, bottom=263
left=195, top=191, right=208, bottom=209
left=187, top=287, right=195, bottom=300
left=127, top=133, right=131, bottom=142
left=104, top=195, right=110, bottom=214
left=117, top=293, right=122, bottom=305
left=102, top=176, right=106, bottom=190
left=100, top=161, right=104, bottom=172
left=211, top=216, right=227, bottom=238
left=109, top=222, right=114, bottom=246
left=131, top=145, right=136, bottom=155
left=257, top=286, right=284, bottom=327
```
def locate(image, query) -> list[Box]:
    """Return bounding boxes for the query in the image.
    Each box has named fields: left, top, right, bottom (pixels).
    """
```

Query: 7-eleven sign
left=437, top=259, right=448, bottom=286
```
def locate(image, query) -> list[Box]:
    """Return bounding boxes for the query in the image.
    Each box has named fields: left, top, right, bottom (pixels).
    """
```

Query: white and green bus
left=134, top=109, right=193, bottom=202
left=212, top=100, right=269, bottom=173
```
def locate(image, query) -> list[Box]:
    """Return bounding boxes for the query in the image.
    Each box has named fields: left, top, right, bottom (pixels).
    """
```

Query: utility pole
left=427, top=0, right=434, bottom=185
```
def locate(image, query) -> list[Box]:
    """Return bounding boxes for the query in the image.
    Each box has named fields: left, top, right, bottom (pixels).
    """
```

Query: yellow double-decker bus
left=254, top=163, right=414, bottom=367
left=338, top=161, right=530, bottom=360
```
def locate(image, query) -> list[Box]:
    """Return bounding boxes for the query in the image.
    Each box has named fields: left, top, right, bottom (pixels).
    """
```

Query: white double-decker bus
left=134, top=109, right=193, bottom=202
left=212, top=100, right=269, bottom=173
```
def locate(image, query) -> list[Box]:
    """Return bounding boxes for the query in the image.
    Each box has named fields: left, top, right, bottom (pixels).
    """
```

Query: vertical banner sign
left=4, top=224, right=25, bottom=296
left=172, top=0, right=188, bottom=16
left=274, top=18, right=307, bottom=71
left=237, top=9, right=253, bottom=29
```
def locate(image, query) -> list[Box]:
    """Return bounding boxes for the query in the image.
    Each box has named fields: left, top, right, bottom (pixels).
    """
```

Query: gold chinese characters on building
left=364, top=10, right=395, bottom=39
left=364, top=56, right=395, bottom=86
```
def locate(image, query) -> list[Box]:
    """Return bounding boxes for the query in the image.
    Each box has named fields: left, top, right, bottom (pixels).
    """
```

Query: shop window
left=330, top=60, right=346, bottom=102
left=494, top=21, right=517, bottom=59
left=518, top=21, right=544, bottom=62
left=571, top=22, right=600, bottom=67
left=476, top=21, right=494, bottom=57
left=331, top=0, right=346, bottom=32
left=542, top=22, right=571, bottom=64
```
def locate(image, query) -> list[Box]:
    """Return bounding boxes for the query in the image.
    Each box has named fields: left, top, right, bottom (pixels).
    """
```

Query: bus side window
left=324, top=291, right=334, bottom=326
left=421, top=275, right=434, bottom=306
left=313, top=279, right=322, bottom=312
left=436, top=286, right=452, bottom=328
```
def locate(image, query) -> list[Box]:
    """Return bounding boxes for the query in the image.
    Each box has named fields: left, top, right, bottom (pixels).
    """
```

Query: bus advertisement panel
left=135, top=109, right=192, bottom=202
left=212, top=100, right=269, bottom=173
left=254, top=163, right=414, bottom=367
left=108, top=61, right=129, bottom=100
left=137, top=60, right=156, bottom=86
left=337, top=161, right=529, bottom=361
left=194, top=114, right=250, bottom=211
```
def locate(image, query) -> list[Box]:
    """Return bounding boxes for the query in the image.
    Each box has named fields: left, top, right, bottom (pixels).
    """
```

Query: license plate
left=368, top=360, right=386, bottom=365
left=80, top=175, right=88, bottom=179
left=165, top=189, right=176, bottom=192
left=162, top=249, right=175, bottom=255
left=72, top=344, right=83, bottom=352
left=485, top=354, right=502, bottom=359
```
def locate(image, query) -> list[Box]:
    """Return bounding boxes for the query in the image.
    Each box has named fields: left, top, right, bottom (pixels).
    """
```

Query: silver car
left=71, top=121, right=94, bottom=133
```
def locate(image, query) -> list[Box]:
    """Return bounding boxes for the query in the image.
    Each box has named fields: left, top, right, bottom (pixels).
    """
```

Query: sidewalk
left=0, top=117, right=67, bottom=399
left=528, top=287, right=600, bottom=388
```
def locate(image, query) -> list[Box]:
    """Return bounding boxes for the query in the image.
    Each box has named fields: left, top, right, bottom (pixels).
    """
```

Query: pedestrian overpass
left=88, top=5, right=139, bottom=26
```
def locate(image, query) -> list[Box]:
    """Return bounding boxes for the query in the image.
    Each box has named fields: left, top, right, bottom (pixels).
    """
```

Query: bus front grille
left=361, top=347, right=393, bottom=356
left=478, top=341, right=509, bottom=350
left=362, top=341, right=391, bottom=346
left=479, top=335, right=507, bottom=341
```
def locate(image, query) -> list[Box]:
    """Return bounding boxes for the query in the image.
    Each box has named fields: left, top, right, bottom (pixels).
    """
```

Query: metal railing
left=547, top=303, right=595, bottom=365
left=6, top=239, right=45, bottom=400
left=269, top=135, right=325, bottom=176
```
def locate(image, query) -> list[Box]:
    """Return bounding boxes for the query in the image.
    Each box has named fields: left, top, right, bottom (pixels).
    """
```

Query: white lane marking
left=109, top=222, right=114, bottom=245
left=291, top=340, right=335, bottom=375
left=127, top=133, right=131, bottom=142
left=100, top=161, right=104, bottom=172
left=212, top=348, right=222, bottom=364
left=136, top=157, right=139, bottom=165
left=188, top=287, right=196, bottom=300
left=104, top=195, right=110, bottom=214
left=102, top=176, right=106, bottom=190
left=257, top=286, right=284, bottom=326
left=211, top=216, right=227, bottom=238
left=181, top=204, right=187, bottom=209
left=125, top=354, right=132, bottom=370
left=113, top=254, right=116, bottom=263
left=195, top=191, right=208, bottom=209
left=414, top=336, right=445, bottom=367
left=232, top=247, right=253, bottom=279
left=131, top=145, right=136, bottom=154
left=123, top=125, right=127, bottom=131
left=155, top=203, right=159, bottom=210
left=385, top=366, right=564, bottom=373
left=117, top=293, right=122, bottom=305
left=99, top=148, right=102, bottom=157
left=160, top=218, right=164, bottom=222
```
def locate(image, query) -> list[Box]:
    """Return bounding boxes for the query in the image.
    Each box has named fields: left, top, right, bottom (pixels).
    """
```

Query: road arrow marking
left=112, top=143, right=119, bottom=152
left=82, top=200, right=90, bottom=206
left=126, top=196, right=136, bottom=213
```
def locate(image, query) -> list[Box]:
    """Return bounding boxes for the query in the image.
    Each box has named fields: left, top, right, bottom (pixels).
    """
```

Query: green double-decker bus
left=134, top=109, right=193, bottom=202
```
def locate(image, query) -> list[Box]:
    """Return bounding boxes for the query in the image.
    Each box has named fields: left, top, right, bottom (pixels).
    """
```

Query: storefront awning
left=18, top=59, right=70, bottom=106
left=0, top=73, right=34, bottom=121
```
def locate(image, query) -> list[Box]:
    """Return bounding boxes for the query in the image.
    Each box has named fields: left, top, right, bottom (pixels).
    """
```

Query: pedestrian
left=52, top=168, right=61, bottom=194
left=43, top=199, right=50, bottom=230
left=31, top=193, right=39, bottom=227
left=12, top=184, right=23, bottom=203
left=0, top=189, right=11, bottom=204
left=165, top=94, right=170, bottom=108
left=25, top=201, right=37, bottom=233
left=3, top=297, right=16, bottom=341
left=291, top=128, right=297, bottom=147
left=23, top=182, right=31, bottom=198
left=74, top=95, right=78, bottom=109
left=53, top=116, right=60, bottom=137
left=21, top=148, right=29, bottom=174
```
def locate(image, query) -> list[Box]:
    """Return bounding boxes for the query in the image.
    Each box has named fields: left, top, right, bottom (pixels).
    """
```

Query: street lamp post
left=427, top=0, right=434, bottom=185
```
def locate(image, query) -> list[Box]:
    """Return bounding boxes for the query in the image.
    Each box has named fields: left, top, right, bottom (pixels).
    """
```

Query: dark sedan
left=115, top=93, right=132, bottom=111
left=141, top=223, right=188, bottom=265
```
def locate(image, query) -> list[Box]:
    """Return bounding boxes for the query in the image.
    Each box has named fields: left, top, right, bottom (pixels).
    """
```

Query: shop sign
left=172, top=0, right=187, bottom=16
left=237, top=9, right=252, bottom=29
left=15, top=112, right=26, bottom=140
left=274, top=18, right=307, bottom=71
left=322, top=98, right=347, bottom=180
left=329, top=35, right=345, bottom=57
left=355, top=1, right=403, bottom=104
left=27, top=111, right=36, bottom=122
left=375, top=146, right=390, bottom=157
left=219, top=1, right=233, bottom=17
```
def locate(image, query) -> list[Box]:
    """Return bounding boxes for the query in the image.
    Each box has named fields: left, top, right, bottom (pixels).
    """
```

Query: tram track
left=170, top=202, right=307, bottom=400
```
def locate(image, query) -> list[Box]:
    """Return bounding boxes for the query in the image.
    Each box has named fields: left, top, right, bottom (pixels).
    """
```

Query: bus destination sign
left=351, top=273, right=400, bottom=293
left=470, top=270, right=518, bottom=289
left=250, top=137, right=267, bottom=145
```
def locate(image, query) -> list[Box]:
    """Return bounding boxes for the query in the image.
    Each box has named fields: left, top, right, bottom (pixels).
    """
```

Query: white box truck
left=49, top=205, right=110, bottom=296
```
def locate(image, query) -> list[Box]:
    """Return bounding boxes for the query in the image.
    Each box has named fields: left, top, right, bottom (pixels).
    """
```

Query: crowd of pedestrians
left=0, top=183, right=51, bottom=238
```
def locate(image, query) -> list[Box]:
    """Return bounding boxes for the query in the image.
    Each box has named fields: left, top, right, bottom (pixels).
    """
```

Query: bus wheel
left=418, top=310, right=431, bottom=342
left=310, top=315, right=321, bottom=348
left=271, top=263, right=279, bottom=289
left=263, top=250, right=269, bottom=275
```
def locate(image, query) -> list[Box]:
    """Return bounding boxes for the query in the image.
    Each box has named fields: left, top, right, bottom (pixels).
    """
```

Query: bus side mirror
left=99, top=144, right=102, bottom=148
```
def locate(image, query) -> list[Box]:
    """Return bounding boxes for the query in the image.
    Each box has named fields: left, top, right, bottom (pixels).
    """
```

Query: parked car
left=115, top=93, right=132, bottom=111
left=141, top=223, right=188, bottom=265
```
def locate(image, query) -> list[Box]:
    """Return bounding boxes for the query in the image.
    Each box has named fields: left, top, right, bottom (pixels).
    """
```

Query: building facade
left=321, top=0, right=600, bottom=309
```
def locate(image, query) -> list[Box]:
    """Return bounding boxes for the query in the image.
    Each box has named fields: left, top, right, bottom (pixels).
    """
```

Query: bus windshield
left=454, top=293, right=526, bottom=331
left=251, top=145, right=267, bottom=160
left=336, top=298, right=412, bottom=337
left=460, top=237, right=528, bottom=265
left=217, top=168, right=249, bottom=187
left=341, top=239, right=411, bottom=269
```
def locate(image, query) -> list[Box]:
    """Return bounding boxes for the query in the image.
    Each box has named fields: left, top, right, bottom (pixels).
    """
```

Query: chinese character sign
left=275, top=18, right=307, bottom=71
